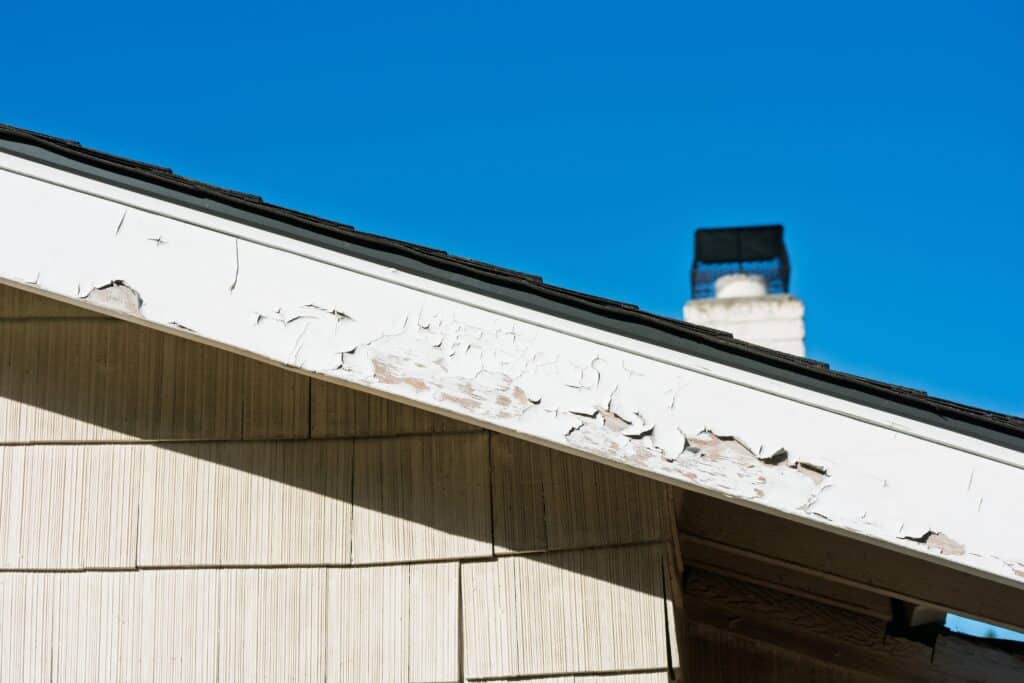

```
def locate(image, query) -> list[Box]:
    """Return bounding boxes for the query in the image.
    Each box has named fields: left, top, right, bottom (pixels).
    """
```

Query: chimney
left=682, top=225, right=806, bottom=356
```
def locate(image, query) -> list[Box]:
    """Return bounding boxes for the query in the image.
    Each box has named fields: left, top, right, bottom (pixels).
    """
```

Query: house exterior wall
left=3, top=153, right=1022, bottom=593
left=0, top=284, right=680, bottom=682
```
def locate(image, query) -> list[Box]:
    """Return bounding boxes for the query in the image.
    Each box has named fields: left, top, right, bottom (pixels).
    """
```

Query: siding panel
left=140, top=569, right=219, bottom=683
left=139, top=440, right=352, bottom=566
left=352, top=433, right=491, bottom=563
left=0, top=320, right=243, bottom=442
left=462, top=545, right=670, bottom=679
left=326, top=562, right=459, bottom=682
left=51, top=572, right=142, bottom=682
left=491, top=434, right=672, bottom=554
left=0, top=284, right=100, bottom=318
left=0, top=319, right=312, bottom=443
left=0, top=287, right=680, bottom=683
left=545, top=448, right=671, bottom=550
left=489, top=675, right=670, bottom=683
left=311, top=379, right=471, bottom=438
left=0, top=445, right=141, bottom=569
left=242, top=360, right=310, bottom=440
left=218, top=568, right=325, bottom=683
left=0, top=572, right=144, bottom=682
left=408, top=562, right=461, bottom=683
left=1, top=570, right=226, bottom=683
left=491, top=434, right=548, bottom=554
left=0, top=573, right=57, bottom=682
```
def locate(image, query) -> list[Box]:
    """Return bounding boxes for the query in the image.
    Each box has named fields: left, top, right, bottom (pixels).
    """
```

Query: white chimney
left=682, top=226, right=806, bottom=356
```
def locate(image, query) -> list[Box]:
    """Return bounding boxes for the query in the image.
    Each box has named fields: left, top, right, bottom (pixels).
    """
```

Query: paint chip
left=83, top=280, right=143, bottom=316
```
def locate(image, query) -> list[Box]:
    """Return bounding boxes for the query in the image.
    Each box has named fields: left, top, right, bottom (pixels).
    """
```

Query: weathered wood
left=678, top=532, right=893, bottom=620
left=139, top=569, right=219, bottom=683
left=664, top=492, right=686, bottom=680
left=678, top=490, right=1024, bottom=631
left=4, top=155, right=1024, bottom=591
left=311, top=378, right=473, bottom=438
left=218, top=568, right=325, bottom=683
left=684, top=621, right=881, bottom=683
left=138, top=440, right=352, bottom=566
left=0, top=319, right=314, bottom=443
left=1, top=568, right=330, bottom=682
left=0, top=319, right=242, bottom=442
left=51, top=572, right=141, bottom=682
left=461, top=545, right=671, bottom=679
left=0, top=444, right=141, bottom=569
left=2, top=571, right=198, bottom=682
left=351, top=432, right=491, bottom=563
left=491, top=433, right=673, bottom=554
left=0, top=573, right=58, bottom=681
left=0, top=321, right=244, bottom=444
left=491, top=433, right=549, bottom=553
left=242, top=359, right=310, bottom=440
left=488, top=675, right=670, bottom=683
left=3, top=287, right=1018, bottom=682
left=0, top=283, right=100, bottom=319
left=683, top=568, right=939, bottom=681
left=931, top=631, right=1024, bottom=681
left=544, top=444, right=673, bottom=551
left=326, top=562, right=459, bottom=682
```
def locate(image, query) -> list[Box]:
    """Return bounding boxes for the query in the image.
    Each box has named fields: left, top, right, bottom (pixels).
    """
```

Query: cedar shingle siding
left=0, top=285, right=679, bottom=681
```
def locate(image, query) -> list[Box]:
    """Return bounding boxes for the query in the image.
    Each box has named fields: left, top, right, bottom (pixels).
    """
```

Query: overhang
left=0, top=124, right=1021, bottom=604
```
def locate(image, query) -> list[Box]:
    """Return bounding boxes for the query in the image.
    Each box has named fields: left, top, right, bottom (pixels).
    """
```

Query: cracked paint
left=1, top=158, right=1023, bottom=587
left=899, top=530, right=967, bottom=557
left=83, top=280, right=143, bottom=316
left=229, top=238, right=240, bottom=292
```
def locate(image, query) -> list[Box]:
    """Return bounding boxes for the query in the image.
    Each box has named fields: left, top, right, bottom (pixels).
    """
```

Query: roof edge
left=0, top=123, right=1021, bottom=452
left=2, top=144, right=1024, bottom=590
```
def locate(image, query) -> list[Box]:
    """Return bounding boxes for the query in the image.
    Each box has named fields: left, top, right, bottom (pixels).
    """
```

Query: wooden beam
left=678, top=533, right=892, bottom=621
left=683, top=621, right=874, bottom=683
left=932, top=631, right=1024, bottom=681
left=677, top=490, right=1024, bottom=631
left=682, top=568, right=935, bottom=681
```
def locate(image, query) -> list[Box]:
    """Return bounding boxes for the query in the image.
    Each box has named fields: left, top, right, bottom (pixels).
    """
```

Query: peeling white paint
left=1, top=152, right=1023, bottom=588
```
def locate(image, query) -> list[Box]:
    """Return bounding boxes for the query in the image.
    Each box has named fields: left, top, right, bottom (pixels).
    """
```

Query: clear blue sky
left=2, top=1, right=1021, bottom=417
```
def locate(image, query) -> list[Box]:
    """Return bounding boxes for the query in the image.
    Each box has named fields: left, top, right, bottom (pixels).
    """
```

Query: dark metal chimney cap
left=691, top=225, right=790, bottom=299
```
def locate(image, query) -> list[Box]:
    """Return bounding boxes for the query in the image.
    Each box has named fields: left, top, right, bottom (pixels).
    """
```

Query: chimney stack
left=682, top=225, right=806, bottom=356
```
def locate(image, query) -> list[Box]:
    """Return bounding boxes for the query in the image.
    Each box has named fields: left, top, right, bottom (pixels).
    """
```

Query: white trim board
left=0, top=150, right=1022, bottom=589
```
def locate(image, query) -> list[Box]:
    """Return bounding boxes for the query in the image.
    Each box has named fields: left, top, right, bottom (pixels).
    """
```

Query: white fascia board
left=1, top=151, right=1022, bottom=588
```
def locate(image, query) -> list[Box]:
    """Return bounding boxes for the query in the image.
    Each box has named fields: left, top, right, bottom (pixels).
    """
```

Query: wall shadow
left=0, top=306, right=678, bottom=671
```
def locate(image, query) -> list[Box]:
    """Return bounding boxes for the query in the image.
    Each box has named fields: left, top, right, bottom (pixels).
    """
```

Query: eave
left=0, top=137, right=1022, bottom=602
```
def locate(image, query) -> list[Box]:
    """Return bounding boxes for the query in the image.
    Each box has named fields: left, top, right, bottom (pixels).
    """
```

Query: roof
left=2, top=121, right=1023, bottom=593
left=0, top=122, right=1020, bottom=451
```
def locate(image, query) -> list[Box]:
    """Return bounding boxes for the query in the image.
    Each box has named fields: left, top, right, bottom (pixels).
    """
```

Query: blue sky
left=4, top=1, right=1020, bottom=415
left=3, top=0, right=1022, bottom=640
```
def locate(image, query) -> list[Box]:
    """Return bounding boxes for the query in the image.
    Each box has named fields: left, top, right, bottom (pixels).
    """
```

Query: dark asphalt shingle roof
left=1, top=122, right=1021, bottom=450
